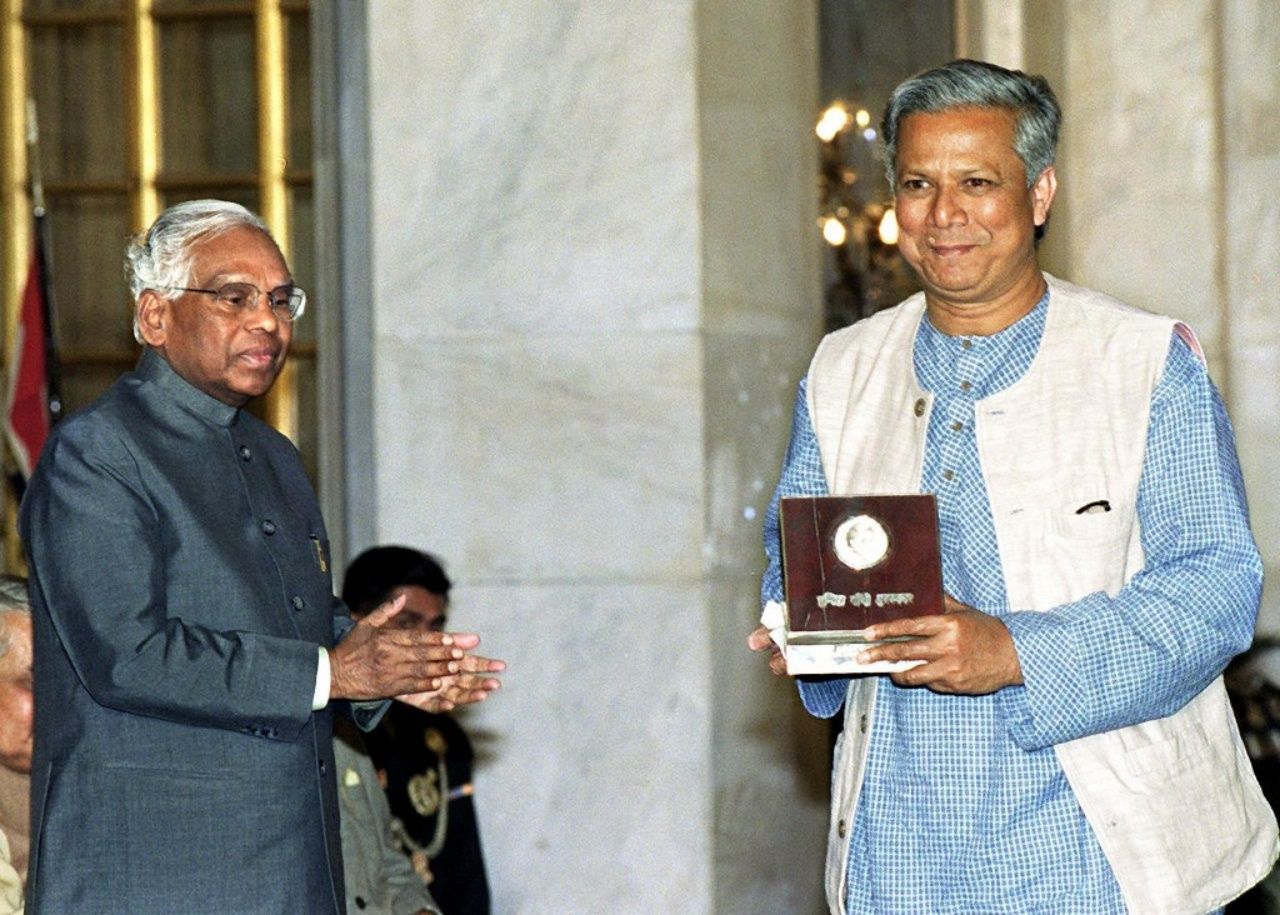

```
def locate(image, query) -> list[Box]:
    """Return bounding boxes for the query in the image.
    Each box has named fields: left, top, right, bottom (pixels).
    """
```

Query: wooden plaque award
left=778, top=494, right=943, bottom=673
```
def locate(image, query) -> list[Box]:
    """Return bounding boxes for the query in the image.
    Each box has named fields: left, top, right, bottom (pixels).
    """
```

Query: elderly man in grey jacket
left=20, top=199, right=504, bottom=914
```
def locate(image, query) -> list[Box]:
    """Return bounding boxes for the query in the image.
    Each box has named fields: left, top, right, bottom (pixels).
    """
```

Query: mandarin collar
left=919, top=288, right=1050, bottom=348
left=915, top=289, right=1050, bottom=398
left=135, top=347, right=241, bottom=428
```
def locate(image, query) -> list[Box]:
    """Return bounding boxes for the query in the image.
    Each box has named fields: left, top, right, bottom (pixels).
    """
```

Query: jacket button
left=319, top=760, right=327, bottom=774
left=261, top=519, right=276, bottom=535
left=838, top=818, right=847, bottom=838
left=913, top=397, right=925, bottom=417
left=238, top=445, right=251, bottom=461
left=292, top=595, right=305, bottom=611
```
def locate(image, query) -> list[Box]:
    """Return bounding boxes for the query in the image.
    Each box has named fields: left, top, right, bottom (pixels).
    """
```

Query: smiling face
left=137, top=225, right=293, bottom=406
left=893, top=106, right=1057, bottom=335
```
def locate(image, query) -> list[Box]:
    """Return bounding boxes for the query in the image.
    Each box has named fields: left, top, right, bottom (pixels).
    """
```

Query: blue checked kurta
left=761, top=292, right=1261, bottom=914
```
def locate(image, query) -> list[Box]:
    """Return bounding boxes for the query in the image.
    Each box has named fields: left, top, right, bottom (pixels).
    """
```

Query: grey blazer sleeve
left=22, top=420, right=318, bottom=740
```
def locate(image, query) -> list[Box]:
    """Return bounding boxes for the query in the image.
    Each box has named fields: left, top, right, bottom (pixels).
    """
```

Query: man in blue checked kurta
left=750, top=60, right=1276, bottom=914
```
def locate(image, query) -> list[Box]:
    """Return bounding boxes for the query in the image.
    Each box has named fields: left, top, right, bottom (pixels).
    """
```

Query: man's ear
left=136, top=290, right=169, bottom=348
left=1031, top=166, right=1057, bottom=227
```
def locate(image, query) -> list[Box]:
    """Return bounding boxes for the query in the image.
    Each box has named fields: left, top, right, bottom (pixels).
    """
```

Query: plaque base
left=760, top=601, right=925, bottom=675
left=784, top=640, right=924, bottom=675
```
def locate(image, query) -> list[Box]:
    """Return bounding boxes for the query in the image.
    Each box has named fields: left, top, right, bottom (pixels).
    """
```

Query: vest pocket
left=1007, top=499, right=1136, bottom=608
left=1118, top=724, right=1215, bottom=784
left=1047, top=496, right=1132, bottom=544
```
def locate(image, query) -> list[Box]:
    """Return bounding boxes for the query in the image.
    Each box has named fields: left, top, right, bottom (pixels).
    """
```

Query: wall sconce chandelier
left=815, top=100, right=913, bottom=330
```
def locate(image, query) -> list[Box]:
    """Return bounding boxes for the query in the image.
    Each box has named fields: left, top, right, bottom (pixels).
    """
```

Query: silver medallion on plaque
left=832, top=514, right=890, bottom=571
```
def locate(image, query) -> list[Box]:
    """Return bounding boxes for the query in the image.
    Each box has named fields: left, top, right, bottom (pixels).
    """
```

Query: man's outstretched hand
left=329, top=595, right=505, bottom=711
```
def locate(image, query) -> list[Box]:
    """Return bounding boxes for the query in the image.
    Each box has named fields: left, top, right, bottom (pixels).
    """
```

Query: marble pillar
left=1218, top=0, right=1280, bottom=636
left=969, top=0, right=1280, bottom=632
left=1041, top=0, right=1280, bottom=632
left=362, top=3, right=829, bottom=912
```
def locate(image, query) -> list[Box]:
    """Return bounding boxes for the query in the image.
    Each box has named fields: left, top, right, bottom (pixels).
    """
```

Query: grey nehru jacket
left=20, top=348, right=380, bottom=914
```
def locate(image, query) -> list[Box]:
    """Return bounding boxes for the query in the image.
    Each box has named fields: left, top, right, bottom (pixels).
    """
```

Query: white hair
left=124, top=199, right=272, bottom=343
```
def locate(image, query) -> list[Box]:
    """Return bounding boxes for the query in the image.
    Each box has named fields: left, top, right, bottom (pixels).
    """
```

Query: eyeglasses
left=166, top=282, right=307, bottom=322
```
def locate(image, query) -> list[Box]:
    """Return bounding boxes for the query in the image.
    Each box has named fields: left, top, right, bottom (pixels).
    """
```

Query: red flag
left=5, top=245, right=51, bottom=480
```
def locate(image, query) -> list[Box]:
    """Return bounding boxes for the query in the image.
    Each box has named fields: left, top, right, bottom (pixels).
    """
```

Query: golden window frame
left=1, top=0, right=313, bottom=570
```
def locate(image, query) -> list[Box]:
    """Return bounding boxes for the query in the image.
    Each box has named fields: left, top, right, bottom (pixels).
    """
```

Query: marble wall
left=973, top=0, right=1280, bottom=632
left=1219, top=0, right=1280, bottom=636
left=352, top=4, right=1280, bottom=911
left=362, top=2, right=828, bottom=912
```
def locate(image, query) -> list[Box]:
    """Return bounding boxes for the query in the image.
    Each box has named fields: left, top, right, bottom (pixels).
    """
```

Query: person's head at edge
left=343, top=546, right=451, bottom=635
left=126, top=199, right=303, bottom=407
left=880, top=59, right=1060, bottom=333
left=0, top=577, right=33, bottom=775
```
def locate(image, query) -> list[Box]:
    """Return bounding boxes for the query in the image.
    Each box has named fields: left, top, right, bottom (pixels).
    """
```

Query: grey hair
left=880, top=59, right=1061, bottom=191
left=125, top=199, right=271, bottom=343
left=0, top=576, right=30, bottom=660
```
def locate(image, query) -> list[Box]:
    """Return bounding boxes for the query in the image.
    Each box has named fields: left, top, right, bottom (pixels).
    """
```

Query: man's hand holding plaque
left=771, top=494, right=944, bottom=675
left=856, top=593, right=1025, bottom=693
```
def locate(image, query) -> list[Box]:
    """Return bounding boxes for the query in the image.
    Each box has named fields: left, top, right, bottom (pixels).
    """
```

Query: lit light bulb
left=854, top=109, right=871, bottom=129
left=815, top=103, right=851, bottom=142
left=822, top=216, right=848, bottom=247
left=877, top=208, right=899, bottom=245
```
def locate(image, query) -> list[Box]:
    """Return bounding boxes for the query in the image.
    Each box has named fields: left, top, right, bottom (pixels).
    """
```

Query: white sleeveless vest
left=805, top=274, right=1278, bottom=915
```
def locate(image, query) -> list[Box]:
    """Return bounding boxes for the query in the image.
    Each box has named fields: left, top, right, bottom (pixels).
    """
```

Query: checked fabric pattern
left=761, top=292, right=1260, bottom=914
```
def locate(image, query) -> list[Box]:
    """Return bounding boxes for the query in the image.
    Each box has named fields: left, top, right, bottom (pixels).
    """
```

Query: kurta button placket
left=913, top=398, right=926, bottom=417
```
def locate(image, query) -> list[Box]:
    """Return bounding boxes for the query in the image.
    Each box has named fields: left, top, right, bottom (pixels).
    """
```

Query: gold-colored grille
left=1, top=0, right=314, bottom=570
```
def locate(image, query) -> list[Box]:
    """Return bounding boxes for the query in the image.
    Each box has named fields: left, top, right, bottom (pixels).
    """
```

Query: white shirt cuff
left=312, top=647, right=331, bottom=711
